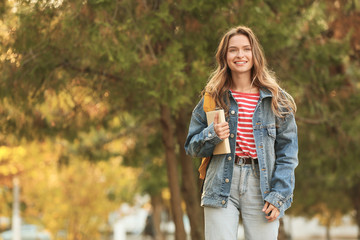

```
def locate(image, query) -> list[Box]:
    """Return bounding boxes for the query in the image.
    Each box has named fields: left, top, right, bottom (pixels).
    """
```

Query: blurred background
left=0, top=0, right=359, bottom=239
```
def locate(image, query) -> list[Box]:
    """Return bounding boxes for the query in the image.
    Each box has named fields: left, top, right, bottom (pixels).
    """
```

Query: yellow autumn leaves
left=0, top=140, right=140, bottom=240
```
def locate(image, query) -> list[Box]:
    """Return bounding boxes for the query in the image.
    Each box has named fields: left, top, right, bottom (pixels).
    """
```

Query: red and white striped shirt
left=231, top=90, right=260, bottom=158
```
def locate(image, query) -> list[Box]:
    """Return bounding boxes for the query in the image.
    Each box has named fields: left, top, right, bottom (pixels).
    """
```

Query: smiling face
left=226, top=34, right=254, bottom=76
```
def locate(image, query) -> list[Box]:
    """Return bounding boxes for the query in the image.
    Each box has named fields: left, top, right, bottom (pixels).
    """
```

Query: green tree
left=2, top=1, right=360, bottom=240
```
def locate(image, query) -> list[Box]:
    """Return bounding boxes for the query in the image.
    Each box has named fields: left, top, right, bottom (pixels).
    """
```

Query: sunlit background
left=0, top=0, right=359, bottom=240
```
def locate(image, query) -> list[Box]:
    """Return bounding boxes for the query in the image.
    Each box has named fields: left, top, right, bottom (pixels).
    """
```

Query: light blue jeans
left=204, top=164, right=279, bottom=240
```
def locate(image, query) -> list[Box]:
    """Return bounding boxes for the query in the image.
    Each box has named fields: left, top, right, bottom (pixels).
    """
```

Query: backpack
left=198, top=93, right=216, bottom=180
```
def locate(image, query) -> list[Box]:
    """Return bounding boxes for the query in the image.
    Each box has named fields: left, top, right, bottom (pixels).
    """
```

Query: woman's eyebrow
left=228, top=45, right=251, bottom=48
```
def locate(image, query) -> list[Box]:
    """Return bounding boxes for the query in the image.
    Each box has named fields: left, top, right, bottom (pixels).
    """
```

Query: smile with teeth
left=235, top=61, right=247, bottom=65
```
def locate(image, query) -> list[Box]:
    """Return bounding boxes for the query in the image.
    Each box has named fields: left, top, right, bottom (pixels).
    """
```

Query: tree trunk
left=326, top=222, right=331, bottom=240
left=350, top=183, right=360, bottom=240
left=160, top=105, right=187, bottom=240
left=175, top=108, right=205, bottom=240
left=277, top=218, right=287, bottom=240
left=151, top=194, right=165, bottom=240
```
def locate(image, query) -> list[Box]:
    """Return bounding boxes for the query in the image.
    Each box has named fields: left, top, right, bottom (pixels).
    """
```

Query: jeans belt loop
left=251, top=158, right=258, bottom=177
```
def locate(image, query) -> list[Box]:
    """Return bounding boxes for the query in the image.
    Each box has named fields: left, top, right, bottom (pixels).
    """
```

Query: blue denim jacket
left=184, top=88, right=298, bottom=217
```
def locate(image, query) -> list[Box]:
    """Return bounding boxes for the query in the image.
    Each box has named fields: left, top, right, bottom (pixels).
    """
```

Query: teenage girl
left=185, top=26, right=298, bottom=240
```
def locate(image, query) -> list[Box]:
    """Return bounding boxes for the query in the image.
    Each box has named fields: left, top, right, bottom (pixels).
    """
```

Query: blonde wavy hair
left=203, top=26, right=296, bottom=118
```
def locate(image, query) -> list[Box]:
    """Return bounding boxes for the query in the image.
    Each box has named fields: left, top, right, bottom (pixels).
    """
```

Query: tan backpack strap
left=198, top=93, right=216, bottom=179
left=199, top=157, right=211, bottom=180
left=203, top=92, right=216, bottom=112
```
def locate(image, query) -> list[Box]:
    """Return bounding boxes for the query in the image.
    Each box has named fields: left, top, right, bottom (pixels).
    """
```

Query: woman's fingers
left=216, top=122, right=229, bottom=130
left=265, top=209, right=280, bottom=222
left=218, top=122, right=229, bottom=128
left=217, top=126, right=229, bottom=134
left=262, top=201, right=269, bottom=212
left=218, top=130, right=230, bottom=139
left=263, top=201, right=280, bottom=222
left=214, top=121, right=230, bottom=140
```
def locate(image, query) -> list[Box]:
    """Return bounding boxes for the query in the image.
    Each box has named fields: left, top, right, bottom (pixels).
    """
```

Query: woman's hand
left=262, top=201, right=280, bottom=222
left=214, top=112, right=230, bottom=140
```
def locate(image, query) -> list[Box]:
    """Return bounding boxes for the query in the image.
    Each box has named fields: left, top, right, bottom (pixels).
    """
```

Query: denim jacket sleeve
left=264, top=112, right=299, bottom=211
left=184, top=97, right=223, bottom=158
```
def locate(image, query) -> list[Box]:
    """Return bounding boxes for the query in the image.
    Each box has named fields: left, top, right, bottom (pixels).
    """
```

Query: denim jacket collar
left=259, top=87, right=273, bottom=99
left=228, top=87, right=272, bottom=99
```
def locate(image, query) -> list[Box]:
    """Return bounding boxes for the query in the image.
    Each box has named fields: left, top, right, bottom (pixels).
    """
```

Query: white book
left=206, top=109, right=231, bottom=155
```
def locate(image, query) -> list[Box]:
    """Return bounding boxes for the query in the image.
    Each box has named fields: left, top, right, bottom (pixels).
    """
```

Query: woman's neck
left=231, top=72, right=258, bottom=93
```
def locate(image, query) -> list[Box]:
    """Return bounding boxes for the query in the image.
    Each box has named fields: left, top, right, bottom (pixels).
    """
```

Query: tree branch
left=61, top=61, right=122, bottom=82
left=296, top=116, right=327, bottom=125
left=264, top=0, right=278, bottom=15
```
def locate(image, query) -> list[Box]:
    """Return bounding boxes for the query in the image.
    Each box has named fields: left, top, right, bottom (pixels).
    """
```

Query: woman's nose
left=236, top=49, right=244, bottom=57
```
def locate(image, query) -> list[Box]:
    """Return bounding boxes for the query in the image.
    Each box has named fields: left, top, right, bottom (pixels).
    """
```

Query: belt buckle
left=237, top=157, right=246, bottom=167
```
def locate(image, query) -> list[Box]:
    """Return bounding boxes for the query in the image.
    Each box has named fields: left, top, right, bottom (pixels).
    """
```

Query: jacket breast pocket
left=266, top=125, right=276, bottom=139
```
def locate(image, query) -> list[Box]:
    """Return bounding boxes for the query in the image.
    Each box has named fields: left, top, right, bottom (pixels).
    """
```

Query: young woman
left=185, top=26, right=298, bottom=240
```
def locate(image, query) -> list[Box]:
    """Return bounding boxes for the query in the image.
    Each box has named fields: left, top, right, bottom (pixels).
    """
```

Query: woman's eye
left=229, top=49, right=237, bottom=52
left=245, top=48, right=251, bottom=51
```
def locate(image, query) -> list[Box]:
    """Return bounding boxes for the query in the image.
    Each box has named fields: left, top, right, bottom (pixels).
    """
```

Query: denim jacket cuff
left=264, top=192, right=287, bottom=211
left=204, top=122, right=223, bottom=146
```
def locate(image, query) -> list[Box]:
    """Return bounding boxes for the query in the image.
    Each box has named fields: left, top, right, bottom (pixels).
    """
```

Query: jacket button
left=225, top=178, right=229, bottom=183
left=256, top=122, right=261, bottom=125
left=258, top=145, right=263, bottom=149
left=231, top=110, right=235, bottom=115
left=230, top=133, right=234, bottom=138
left=222, top=200, right=226, bottom=205
left=227, top=156, right=232, bottom=161
left=208, top=132, right=212, bottom=137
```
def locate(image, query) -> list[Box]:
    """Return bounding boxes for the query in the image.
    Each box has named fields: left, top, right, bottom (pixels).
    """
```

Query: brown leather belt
left=235, top=155, right=258, bottom=165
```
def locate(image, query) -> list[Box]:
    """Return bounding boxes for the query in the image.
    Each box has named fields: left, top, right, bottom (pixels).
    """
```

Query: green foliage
left=1, top=0, right=360, bottom=236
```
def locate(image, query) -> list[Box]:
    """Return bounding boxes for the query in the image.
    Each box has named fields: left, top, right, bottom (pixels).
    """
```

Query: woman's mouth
left=235, top=61, right=247, bottom=65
